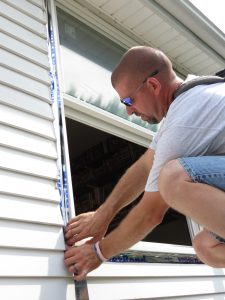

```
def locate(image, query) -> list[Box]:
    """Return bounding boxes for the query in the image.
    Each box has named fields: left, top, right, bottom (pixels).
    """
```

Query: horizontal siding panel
left=0, top=220, right=64, bottom=249
left=0, top=16, right=47, bottom=53
left=0, top=125, right=57, bottom=159
left=88, top=276, right=225, bottom=299
left=0, top=49, right=50, bottom=85
left=0, top=67, right=50, bottom=102
left=175, top=295, right=225, bottom=300
left=89, top=263, right=225, bottom=299
left=0, top=170, right=59, bottom=202
left=0, top=146, right=57, bottom=179
left=0, top=278, right=76, bottom=300
left=0, top=194, right=62, bottom=224
left=4, top=0, right=46, bottom=23
left=0, top=32, right=49, bottom=69
left=0, top=103, right=55, bottom=140
left=27, top=0, right=45, bottom=9
left=0, top=85, right=53, bottom=120
left=0, top=248, right=68, bottom=276
left=0, top=1, right=46, bottom=37
left=175, top=296, right=225, bottom=300
left=91, top=262, right=225, bottom=278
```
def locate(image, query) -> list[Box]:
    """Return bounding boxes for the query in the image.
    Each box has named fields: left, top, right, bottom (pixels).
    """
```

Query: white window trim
left=64, top=93, right=154, bottom=147
left=50, top=0, right=201, bottom=255
left=51, top=0, right=155, bottom=148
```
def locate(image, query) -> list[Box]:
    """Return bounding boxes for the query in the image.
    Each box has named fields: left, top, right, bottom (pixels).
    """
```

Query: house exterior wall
left=0, top=0, right=225, bottom=299
left=0, top=0, right=75, bottom=299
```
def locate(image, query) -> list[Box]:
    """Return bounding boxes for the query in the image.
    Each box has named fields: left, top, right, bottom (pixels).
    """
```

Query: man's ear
left=147, top=77, right=161, bottom=95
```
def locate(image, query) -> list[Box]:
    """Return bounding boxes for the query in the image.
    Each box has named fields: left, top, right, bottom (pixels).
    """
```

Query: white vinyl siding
left=1, top=0, right=225, bottom=299
left=89, top=262, right=225, bottom=300
left=0, top=48, right=50, bottom=84
left=0, top=32, right=49, bottom=68
left=0, top=85, right=53, bottom=119
left=0, top=103, right=54, bottom=139
left=0, top=66, right=50, bottom=101
left=0, top=278, right=75, bottom=300
left=0, top=124, right=57, bottom=158
left=0, top=1, right=75, bottom=299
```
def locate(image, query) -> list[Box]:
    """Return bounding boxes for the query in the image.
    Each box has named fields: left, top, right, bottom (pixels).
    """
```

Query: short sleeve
left=145, top=126, right=213, bottom=192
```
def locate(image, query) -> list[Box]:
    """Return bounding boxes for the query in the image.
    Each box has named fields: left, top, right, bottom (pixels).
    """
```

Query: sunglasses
left=120, top=70, right=159, bottom=107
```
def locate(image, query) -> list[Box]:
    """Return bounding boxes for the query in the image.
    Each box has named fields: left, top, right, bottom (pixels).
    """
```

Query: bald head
left=111, top=46, right=175, bottom=88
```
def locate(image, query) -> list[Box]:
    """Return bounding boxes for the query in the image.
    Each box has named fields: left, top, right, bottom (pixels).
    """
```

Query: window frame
left=50, top=0, right=201, bottom=251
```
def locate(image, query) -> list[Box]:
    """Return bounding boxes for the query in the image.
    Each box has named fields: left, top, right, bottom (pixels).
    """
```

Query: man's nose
left=126, top=106, right=135, bottom=116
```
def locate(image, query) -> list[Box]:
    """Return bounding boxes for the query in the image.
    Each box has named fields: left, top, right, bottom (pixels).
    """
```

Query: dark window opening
left=66, top=118, right=192, bottom=246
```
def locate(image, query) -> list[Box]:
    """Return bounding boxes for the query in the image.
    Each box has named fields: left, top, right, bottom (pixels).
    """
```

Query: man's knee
left=158, top=159, right=190, bottom=203
left=193, top=230, right=225, bottom=268
left=192, top=233, right=208, bottom=262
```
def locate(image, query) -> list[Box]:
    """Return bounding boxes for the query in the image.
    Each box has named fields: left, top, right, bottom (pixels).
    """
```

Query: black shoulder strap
left=173, top=76, right=225, bottom=99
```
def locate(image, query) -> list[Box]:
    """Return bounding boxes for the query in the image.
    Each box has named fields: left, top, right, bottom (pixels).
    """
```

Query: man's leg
left=158, top=156, right=225, bottom=241
left=193, top=229, right=225, bottom=268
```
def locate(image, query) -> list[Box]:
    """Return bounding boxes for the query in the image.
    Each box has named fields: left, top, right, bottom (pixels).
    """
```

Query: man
left=64, top=46, right=225, bottom=281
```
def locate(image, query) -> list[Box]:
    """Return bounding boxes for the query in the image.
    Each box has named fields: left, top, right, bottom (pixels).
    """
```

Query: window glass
left=57, top=8, right=158, bottom=131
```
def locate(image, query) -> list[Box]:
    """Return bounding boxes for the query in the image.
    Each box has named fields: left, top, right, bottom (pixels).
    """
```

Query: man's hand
left=64, top=243, right=102, bottom=281
left=64, top=210, right=111, bottom=245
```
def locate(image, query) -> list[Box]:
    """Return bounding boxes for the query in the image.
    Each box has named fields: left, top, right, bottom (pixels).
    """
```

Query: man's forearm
left=99, top=191, right=169, bottom=259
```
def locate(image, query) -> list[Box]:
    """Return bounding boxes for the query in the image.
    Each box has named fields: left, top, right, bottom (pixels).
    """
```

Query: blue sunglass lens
left=121, top=97, right=133, bottom=106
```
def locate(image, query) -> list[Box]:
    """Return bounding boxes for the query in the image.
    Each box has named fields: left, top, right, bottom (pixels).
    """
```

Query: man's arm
left=64, top=191, right=169, bottom=281
left=65, top=148, right=155, bottom=244
left=99, top=191, right=168, bottom=257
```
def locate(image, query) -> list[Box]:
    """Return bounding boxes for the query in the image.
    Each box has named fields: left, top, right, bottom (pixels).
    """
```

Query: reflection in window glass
left=57, top=8, right=158, bottom=131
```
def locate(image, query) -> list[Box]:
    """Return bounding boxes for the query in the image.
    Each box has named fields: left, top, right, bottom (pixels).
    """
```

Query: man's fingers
left=64, top=249, right=76, bottom=261
left=64, top=226, right=82, bottom=239
left=66, top=238, right=76, bottom=246
left=75, top=231, right=90, bottom=242
left=68, top=264, right=77, bottom=274
left=74, top=270, right=87, bottom=282
left=64, top=243, right=102, bottom=282
left=64, top=221, right=81, bottom=233
left=67, top=215, right=82, bottom=225
left=67, top=212, right=94, bottom=227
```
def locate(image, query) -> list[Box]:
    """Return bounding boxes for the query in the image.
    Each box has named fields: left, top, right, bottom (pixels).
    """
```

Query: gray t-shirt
left=145, top=79, right=225, bottom=192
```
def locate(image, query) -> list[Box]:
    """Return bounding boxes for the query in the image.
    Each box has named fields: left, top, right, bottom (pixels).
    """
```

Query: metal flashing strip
left=47, top=18, right=69, bottom=226
left=47, top=1, right=89, bottom=299
left=111, top=250, right=201, bottom=265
